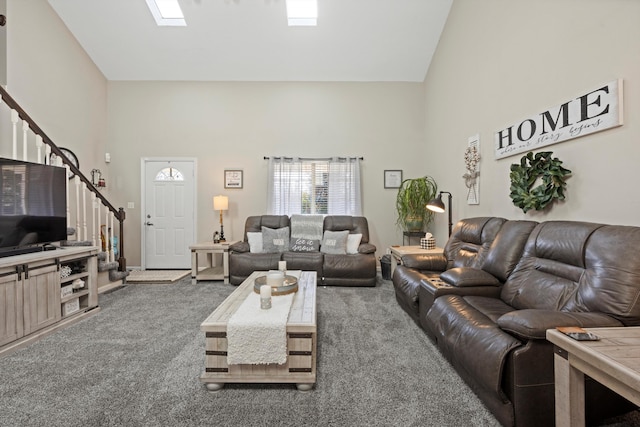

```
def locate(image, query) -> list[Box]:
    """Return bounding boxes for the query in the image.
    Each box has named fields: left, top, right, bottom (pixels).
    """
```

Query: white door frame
left=140, top=157, right=198, bottom=270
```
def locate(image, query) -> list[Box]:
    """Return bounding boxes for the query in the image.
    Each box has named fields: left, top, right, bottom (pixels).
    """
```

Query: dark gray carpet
left=0, top=276, right=637, bottom=426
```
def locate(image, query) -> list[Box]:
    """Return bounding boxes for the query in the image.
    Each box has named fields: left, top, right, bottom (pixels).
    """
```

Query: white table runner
left=226, top=271, right=300, bottom=365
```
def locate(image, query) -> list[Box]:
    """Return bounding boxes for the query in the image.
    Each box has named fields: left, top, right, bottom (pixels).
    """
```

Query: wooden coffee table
left=200, top=271, right=317, bottom=391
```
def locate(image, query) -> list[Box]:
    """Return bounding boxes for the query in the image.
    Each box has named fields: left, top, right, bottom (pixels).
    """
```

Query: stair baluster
left=0, top=85, right=127, bottom=276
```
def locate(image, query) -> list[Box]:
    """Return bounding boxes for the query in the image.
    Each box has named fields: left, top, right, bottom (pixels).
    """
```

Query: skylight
left=286, top=0, right=318, bottom=26
left=146, top=0, right=186, bottom=27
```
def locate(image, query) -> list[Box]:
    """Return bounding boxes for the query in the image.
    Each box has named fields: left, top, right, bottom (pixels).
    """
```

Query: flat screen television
left=0, top=157, right=67, bottom=257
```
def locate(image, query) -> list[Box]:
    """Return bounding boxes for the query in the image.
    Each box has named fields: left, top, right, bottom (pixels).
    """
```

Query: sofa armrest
left=358, top=243, right=376, bottom=254
left=440, top=267, right=500, bottom=287
left=497, top=309, right=624, bottom=340
left=401, top=253, right=447, bottom=271
left=230, top=241, right=250, bottom=253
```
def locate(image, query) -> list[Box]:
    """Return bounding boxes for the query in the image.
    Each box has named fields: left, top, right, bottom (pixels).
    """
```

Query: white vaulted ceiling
left=47, top=0, right=452, bottom=82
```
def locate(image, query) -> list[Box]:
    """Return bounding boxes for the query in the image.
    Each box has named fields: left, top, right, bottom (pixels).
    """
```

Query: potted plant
left=395, top=176, right=438, bottom=232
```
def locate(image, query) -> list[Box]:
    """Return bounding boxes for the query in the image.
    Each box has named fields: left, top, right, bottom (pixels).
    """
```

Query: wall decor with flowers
left=463, top=134, right=480, bottom=205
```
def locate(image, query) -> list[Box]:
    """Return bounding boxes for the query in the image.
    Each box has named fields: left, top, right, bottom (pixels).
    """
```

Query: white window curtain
left=267, top=157, right=362, bottom=216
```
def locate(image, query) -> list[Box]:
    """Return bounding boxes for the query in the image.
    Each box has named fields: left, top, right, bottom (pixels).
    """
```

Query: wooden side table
left=402, top=231, right=425, bottom=246
left=388, top=245, right=444, bottom=278
left=189, top=241, right=235, bottom=284
left=546, top=327, right=640, bottom=427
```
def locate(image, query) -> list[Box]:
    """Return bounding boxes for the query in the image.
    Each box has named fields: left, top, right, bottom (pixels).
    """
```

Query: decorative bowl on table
left=253, top=275, right=299, bottom=295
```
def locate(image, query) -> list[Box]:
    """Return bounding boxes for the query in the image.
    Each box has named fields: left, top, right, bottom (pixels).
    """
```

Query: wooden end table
left=189, top=241, right=235, bottom=284
left=200, top=271, right=317, bottom=391
left=388, top=245, right=444, bottom=278
left=546, top=327, right=640, bottom=427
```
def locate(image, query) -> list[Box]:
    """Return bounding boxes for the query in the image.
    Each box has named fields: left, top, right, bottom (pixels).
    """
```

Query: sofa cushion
left=444, top=217, right=506, bottom=269
left=572, top=224, right=640, bottom=325
left=346, top=233, right=362, bottom=254
left=289, top=237, right=320, bottom=252
left=321, top=230, right=349, bottom=254
left=262, top=226, right=290, bottom=253
left=244, top=215, right=290, bottom=236
left=482, top=220, right=537, bottom=282
left=324, top=216, right=371, bottom=244
left=501, top=221, right=603, bottom=311
left=282, top=251, right=323, bottom=281
left=247, top=232, right=263, bottom=253
left=427, top=295, right=521, bottom=403
left=440, top=267, right=500, bottom=287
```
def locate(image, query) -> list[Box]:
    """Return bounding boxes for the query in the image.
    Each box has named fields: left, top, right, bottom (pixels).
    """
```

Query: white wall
left=4, top=0, right=107, bottom=174
left=423, top=0, right=640, bottom=245
left=107, top=81, right=427, bottom=267
left=9, top=0, right=637, bottom=268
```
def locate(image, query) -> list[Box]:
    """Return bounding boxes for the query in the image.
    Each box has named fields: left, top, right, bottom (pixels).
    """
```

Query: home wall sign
left=494, top=79, right=623, bottom=160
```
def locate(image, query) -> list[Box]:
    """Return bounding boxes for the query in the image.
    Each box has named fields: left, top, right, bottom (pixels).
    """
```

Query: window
left=286, top=0, right=318, bottom=26
left=267, top=157, right=361, bottom=216
left=145, top=0, right=186, bottom=27
left=155, top=167, right=184, bottom=181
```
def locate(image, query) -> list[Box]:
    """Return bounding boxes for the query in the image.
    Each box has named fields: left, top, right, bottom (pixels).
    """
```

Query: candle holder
left=261, top=297, right=272, bottom=309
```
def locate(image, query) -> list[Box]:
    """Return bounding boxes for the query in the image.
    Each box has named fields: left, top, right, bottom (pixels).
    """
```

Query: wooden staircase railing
left=0, top=85, right=126, bottom=271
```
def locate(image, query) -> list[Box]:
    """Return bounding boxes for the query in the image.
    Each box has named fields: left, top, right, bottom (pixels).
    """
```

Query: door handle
left=146, top=222, right=154, bottom=226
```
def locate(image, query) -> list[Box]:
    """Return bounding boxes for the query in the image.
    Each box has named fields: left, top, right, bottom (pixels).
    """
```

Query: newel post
left=118, top=207, right=126, bottom=271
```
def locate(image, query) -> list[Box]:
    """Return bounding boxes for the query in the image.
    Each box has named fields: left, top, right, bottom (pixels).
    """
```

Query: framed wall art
left=384, top=170, right=403, bottom=189
left=224, top=170, right=243, bottom=189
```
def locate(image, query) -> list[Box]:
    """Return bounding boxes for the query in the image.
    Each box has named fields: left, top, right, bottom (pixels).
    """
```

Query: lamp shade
left=426, top=194, right=445, bottom=213
left=213, top=195, right=229, bottom=211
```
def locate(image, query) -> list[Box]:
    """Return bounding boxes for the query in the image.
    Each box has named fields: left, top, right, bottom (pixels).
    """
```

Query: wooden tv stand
left=0, top=246, right=100, bottom=357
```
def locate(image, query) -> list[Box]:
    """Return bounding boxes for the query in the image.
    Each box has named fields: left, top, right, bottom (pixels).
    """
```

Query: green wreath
left=509, top=151, right=571, bottom=213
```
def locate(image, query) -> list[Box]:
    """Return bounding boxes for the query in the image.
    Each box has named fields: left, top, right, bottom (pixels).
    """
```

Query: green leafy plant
left=509, top=151, right=571, bottom=213
left=395, top=176, right=438, bottom=231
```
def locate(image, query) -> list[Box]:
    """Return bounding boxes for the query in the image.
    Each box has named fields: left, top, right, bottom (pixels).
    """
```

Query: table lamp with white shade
left=213, top=195, right=228, bottom=242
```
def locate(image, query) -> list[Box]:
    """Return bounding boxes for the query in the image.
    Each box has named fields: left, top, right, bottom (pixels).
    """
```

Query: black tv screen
left=0, top=158, right=67, bottom=255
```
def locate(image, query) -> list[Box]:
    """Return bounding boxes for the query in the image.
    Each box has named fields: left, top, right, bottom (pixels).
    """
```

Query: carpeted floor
left=0, top=276, right=637, bottom=426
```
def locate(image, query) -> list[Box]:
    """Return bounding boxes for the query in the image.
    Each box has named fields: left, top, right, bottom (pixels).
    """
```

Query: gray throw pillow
left=290, top=237, right=320, bottom=252
left=320, top=230, right=349, bottom=255
left=261, top=226, right=290, bottom=253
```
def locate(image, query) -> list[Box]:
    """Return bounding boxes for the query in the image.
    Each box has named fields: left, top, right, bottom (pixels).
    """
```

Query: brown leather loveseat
left=229, top=215, right=376, bottom=286
left=393, top=218, right=640, bottom=426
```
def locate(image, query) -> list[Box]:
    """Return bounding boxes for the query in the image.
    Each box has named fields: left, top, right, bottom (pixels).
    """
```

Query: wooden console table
left=546, top=327, right=640, bottom=427
left=189, top=241, right=234, bottom=284
left=0, top=246, right=99, bottom=357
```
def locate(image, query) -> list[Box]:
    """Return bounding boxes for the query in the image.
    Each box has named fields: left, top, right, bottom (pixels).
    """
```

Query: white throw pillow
left=346, top=233, right=362, bottom=254
left=247, top=232, right=263, bottom=253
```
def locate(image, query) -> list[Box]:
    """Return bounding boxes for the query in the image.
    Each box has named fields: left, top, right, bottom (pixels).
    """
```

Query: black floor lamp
left=427, top=191, right=453, bottom=236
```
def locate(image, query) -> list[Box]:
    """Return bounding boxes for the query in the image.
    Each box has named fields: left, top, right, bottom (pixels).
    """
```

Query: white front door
left=142, top=159, right=196, bottom=269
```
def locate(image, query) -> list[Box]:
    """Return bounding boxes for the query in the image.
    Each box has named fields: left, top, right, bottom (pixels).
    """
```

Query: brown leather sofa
left=393, top=218, right=640, bottom=426
left=229, top=215, right=377, bottom=286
